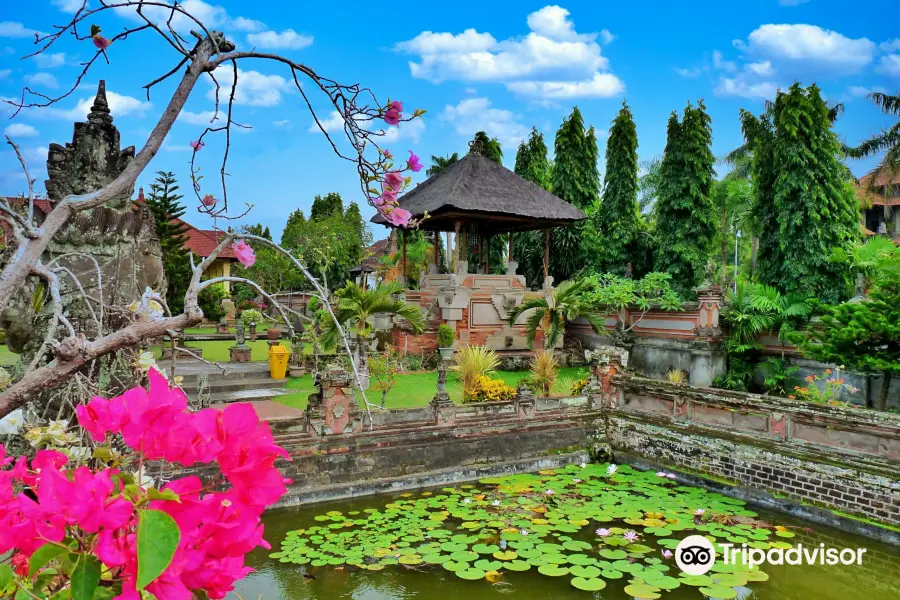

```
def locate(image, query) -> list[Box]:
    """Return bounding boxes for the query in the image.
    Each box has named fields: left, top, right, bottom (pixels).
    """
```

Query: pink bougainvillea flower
left=384, top=171, right=404, bottom=189
left=232, top=239, right=256, bottom=267
left=201, top=194, right=218, bottom=207
left=190, top=139, right=204, bottom=151
left=383, top=149, right=393, bottom=159
left=92, top=35, right=111, bottom=50
left=383, top=100, right=403, bottom=126
left=384, top=207, right=411, bottom=227
left=406, top=150, right=423, bottom=172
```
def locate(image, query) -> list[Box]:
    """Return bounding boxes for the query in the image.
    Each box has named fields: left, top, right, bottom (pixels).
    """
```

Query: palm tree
left=506, top=279, right=599, bottom=350
left=321, top=282, right=426, bottom=379
left=848, top=92, right=900, bottom=229
left=426, top=153, right=460, bottom=177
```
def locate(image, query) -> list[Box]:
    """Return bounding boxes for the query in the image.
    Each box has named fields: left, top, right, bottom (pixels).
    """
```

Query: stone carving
left=230, top=319, right=251, bottom=362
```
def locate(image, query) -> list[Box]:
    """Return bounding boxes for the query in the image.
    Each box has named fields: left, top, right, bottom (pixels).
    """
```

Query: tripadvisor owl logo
left=675, top=535, right=716, bottom=576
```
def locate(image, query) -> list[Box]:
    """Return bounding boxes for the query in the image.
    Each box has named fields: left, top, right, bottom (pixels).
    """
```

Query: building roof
left=856, top=168, right=900, bottom=207
left=350, top=237, right=391, bottom=274
left=371, top=153, right=587, bottom=232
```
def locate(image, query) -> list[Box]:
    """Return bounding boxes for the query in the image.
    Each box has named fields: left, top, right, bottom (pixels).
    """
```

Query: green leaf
left=71, top=556, right=101, bottom=600
left=136, top=509, right=181, bottom=590
left=29, top=544, right=69, bottom=578
left=145, top=488, right=181, bottom=503
left=0, top=563, right=13, bottom=589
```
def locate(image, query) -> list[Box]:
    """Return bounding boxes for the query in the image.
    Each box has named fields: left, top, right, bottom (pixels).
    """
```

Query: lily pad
left=571, top=577, right=606, bottom=591
left=699, top=585, right=738, bottom=599
left=456, top=567, right=487, bottom=580
left=538, top=565, right=570, bottom=577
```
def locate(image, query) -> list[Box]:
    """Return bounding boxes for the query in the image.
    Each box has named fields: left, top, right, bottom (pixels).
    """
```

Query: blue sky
left=1, top=0, right=898, bottom=240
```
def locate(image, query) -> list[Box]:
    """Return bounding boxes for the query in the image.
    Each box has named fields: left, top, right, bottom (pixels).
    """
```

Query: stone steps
left=175, top=360, right=289, bottom=406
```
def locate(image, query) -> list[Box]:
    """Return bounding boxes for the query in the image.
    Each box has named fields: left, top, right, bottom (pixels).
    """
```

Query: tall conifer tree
left=596, top=102, right=639, bottom=274
left=654, top=101, right=717, bottom=296
left=769, top=84, right=858, bottom=302
left=514, top=128, right=552, bottom=285
left=144, top=171, right=191, bottom=312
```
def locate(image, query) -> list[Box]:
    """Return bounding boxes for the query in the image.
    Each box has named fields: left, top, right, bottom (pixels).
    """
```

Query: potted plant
left=437, top=324, right=456, bottom=361
left=267, top=327, right=281, bottom=340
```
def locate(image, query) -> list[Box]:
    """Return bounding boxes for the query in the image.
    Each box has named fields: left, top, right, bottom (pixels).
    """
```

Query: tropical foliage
left=506, top=279, right=599, bottom=350
left=847, top=92, right=900, bottom=195
left=452, top=345, right=501, bottom=400
left=528, top=351, right=559, bottom=397
left=321, top=282, right=425, bottom=351
left=581, top=272, right=682, bottom=345
left=797, top=272, right=900, bottom=411
left=427, top=153, right=459, bottom=176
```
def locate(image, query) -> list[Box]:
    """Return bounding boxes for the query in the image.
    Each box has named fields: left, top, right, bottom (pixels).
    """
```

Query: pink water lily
left=595, top=528, right=611, bottom=537
left=544, top=489, right=555, bottom=496
left=407, top=150, right=423, bottom=172
left=662, top=549, right=673, bottom=559
left=666, top=473, right=677, bottom=480
left=694, top=508, right=706, bottom=516
left=190, top=139, right=204, bottom=151
left=232, top=239, right=256, bottom=267
left=656, top=471, right=668, bottom=477
left=623, top=530, right=639, bottom=542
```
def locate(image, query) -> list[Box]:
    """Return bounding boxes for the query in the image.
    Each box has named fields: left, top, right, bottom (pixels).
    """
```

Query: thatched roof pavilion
left=372, top=151, right=587, bottom=284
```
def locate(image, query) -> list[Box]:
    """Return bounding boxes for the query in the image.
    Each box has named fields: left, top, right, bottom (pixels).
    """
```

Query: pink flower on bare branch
left=232, top=239, right=256, bottom=267
left=92, top=35, right=111, bottom=51
left=190, top=139, right=204, bottom=151
left=201, top=194, right=218, bottom=207
left=384, top=100, right=403, bottom=126
left=407, top=150, right=423, bottom=173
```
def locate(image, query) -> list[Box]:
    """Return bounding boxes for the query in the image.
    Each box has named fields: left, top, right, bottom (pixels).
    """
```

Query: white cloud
left=33, top=52, right=65, bottom=68
left=599, top=29, right=615, bottom=45
left=51, top=0, right=86, bottom=11
left=674, top=67, right=702, bottom=78
left=441, top=97, right=528, bottom=150
left=878, top=54, right=900, bottom=77
left=746, top=60, right=775, bottom=77
left=22, top=146, right=48, bottom=164
left=247, top=29, right=313, bottom=50
left=24, top=73, right=58, bottom=89
left=713, top=50, right=737, bottom=73
left=273, top=119, right=291, bottom=129
left=113, top=0, right=263, bottom=37
left=0, top=21, right=42, bottom=38
left=396, top=5, right=623, bottom=99
left=846, top=85, right=886, bottom=98
left=42, top=91, right=152, bottom=120
left=311, top=110, right=347, bottom=133
left=4, top=123, right=39, bottom=137
left=881, top=39, right=900, bottom=53
left=231, top=16, right=265, bottom=32
left=507, top=72, right=624, bottom=99
left=715, top=77, right=779, bottom=100
left=206, top=66, right=291, bottom=107
left=735, top=24, right=875, bottom=73
left=179, top=110, right=221, bottom=125
left=380, top=118, right=425, bottom=144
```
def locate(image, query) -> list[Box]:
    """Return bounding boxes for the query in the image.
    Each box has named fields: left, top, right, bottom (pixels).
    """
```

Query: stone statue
left=235, top=319, right=246, bottom=345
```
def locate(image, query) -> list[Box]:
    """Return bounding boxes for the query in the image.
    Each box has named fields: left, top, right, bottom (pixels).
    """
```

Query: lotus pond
left=229, top=463, right=900, bottom=600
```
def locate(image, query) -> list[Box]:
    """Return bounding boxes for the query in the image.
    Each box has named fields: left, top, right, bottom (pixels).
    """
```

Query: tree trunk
left=750, top=237, right=759, bottom=277
left=720, top=207, right=728, bottom=273
left=877, top=371, right=892, bottom=411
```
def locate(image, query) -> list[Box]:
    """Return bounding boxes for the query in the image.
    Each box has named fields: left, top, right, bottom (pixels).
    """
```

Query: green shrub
left=437, top=324, right=456, bottom=348
left=198, top=284, right=228, bottom=321
left=240, top=308, right=265, bottom=329
left=452, top=345, right=500, bottom=400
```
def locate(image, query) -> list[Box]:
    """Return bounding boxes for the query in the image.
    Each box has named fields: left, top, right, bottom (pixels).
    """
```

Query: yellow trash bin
left=268, top=344, right=289, bottom=379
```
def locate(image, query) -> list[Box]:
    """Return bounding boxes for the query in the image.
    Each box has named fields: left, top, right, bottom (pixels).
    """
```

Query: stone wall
left=599, top=366, right=900, bottom=528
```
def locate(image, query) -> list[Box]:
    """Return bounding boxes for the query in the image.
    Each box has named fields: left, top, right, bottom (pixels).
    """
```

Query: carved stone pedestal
left=230, top=345, right=251, bottom=362
left=306, top=366, right=362, bottom=436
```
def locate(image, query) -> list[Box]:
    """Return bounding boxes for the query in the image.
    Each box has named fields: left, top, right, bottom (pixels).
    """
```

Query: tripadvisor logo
left=675, top=535, right=716, bottom=576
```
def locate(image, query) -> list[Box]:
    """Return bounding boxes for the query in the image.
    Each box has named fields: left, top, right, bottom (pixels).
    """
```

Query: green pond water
left=228, top=464, right=900, bottom=600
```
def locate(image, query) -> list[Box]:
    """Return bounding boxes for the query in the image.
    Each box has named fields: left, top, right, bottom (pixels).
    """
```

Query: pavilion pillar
left=454, top=221, right=461, bottom=275
left=459, top=226, right=468, bottom=276
left=543, top=229, right=551, bottom=288
left=508, top=232, right=513, bottom=262
left=484, top=232, right=492, bottom=274
left=401, top=228, right=407, bottom=285
left=432, top=230, right=440, bottom=274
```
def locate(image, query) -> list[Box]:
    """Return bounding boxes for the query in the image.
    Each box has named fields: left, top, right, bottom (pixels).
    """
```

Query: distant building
left=350, top=236, right=394, bottom=289
left=856, top=169, right=900, bottom=243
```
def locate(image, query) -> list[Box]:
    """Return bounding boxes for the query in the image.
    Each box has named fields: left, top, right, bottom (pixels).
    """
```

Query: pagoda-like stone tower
left=42, top=80, right=165, bottom=332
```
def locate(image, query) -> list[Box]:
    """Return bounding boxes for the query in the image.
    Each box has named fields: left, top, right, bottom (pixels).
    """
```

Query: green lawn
left=0, top=345, right=16, bottom=367
left=151, top=340, right=285, bottom=363
left=276, top=366, right=590, bottom=410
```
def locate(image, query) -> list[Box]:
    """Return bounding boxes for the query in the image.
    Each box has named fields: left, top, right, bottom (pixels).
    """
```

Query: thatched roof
left=371, top=153, right=587, bottom=232
left=856, top=168, right=900, bottom=207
